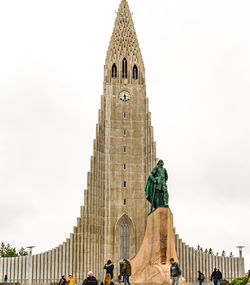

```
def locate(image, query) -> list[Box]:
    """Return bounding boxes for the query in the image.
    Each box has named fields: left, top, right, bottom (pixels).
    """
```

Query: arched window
left=112, top=63, right=117, bottom=78
left=133, top=65, right=138, bottom=80
left=120, top=222, right=129, bottom=259
left=122, top=58, right=128, bottom=78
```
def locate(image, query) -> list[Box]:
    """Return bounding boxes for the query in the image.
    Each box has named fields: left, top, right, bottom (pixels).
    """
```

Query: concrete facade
left=0, top=0, right=244, bottom=284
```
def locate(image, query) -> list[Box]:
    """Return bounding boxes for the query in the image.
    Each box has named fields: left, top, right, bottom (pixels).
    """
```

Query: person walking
left=170, top=258, right=181, bottom=285
left=82, top=271, right=98, bottom=285
left=122, top=259, right=131, bottom=285
left=4, top=275, right=8, bottom=283
left=59, top=275, right=66, bottom=285
left=67, top=274, right=76, bottom=285
left=217, top=269, right=222, bottom=285
left=211, top=268, right=220, bottom=285
left=104, top=260, right=114, bottom=279
left=198, top=271, right=205, bottom=285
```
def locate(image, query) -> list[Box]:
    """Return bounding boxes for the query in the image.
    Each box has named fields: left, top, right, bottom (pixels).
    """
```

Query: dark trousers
left=124, top=274, right=130, bottom=285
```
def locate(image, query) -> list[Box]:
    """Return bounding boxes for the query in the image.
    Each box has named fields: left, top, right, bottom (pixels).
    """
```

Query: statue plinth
left=130, top=207, right=186, bottom=285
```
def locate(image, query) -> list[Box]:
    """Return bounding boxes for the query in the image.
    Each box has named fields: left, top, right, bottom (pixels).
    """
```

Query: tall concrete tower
left=101, top=0, right=156, bottom=268
left=73, top=0, right=156, bottom=277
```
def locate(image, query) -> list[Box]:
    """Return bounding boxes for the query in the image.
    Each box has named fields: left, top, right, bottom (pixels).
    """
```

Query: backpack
left=201, top=274, right=205, bottom=280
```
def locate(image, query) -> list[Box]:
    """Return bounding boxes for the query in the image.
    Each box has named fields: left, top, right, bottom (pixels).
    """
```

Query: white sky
left=0, top=0, right=249, bottom=274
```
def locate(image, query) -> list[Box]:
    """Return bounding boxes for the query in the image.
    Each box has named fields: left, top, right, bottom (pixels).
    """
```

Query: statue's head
left=157, top=160, right=164, bottom=168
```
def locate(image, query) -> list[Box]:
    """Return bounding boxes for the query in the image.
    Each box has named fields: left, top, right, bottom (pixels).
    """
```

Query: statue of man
left=145, top=160, right=169, bottom=213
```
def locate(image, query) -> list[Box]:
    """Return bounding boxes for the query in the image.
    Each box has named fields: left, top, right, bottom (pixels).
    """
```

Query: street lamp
left=26, top=246, right=35, bottom=285
left=236, top=246, right=245, bottom=277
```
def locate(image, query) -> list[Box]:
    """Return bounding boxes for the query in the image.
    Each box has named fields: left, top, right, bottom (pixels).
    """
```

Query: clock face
left=120, top=90, right=131, bottom=102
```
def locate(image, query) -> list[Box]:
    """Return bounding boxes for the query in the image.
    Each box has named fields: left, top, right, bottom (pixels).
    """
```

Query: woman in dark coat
left=104, top=260, right=114, bottom=279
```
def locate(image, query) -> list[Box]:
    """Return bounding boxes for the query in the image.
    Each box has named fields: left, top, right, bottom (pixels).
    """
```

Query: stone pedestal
left=130, top=207, right=186, bottom=285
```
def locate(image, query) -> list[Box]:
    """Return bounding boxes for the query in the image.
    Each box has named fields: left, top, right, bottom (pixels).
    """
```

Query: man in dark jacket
left=170, top=258, right=181, bottom=285
left=211, top=268, right=222, bottom=285
left=82, top=271, right=98, bottom=285
left=217, top=269, right=222, bottom=285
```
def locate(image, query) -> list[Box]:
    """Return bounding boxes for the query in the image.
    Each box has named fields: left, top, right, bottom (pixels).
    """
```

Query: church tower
left=72, top=0, right=156, bottom=277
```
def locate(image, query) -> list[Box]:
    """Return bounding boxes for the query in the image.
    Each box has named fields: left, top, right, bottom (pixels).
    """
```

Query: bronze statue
left=145, top=160, right=169, bottom=214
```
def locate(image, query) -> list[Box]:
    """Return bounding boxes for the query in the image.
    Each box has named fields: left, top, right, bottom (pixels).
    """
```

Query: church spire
left=105, top=0, right=145, bottom=84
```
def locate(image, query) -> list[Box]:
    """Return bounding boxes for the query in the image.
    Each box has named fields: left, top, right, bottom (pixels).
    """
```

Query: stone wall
left=0, top=236, right=74, bottom=284
left=175, top=233, right=244, bottom=283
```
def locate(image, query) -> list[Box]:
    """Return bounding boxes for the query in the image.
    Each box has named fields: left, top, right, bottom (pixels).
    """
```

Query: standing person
left=217, top=268, right=222, bottom=285
left=104, top=260, right=114, bottom=279
left=67, top=274, right=76, bottom=285
left=170, top=258, right=181, bottom=285
left=82, top=271, right=98, bottom=285
left=100, top=274, right=114, bottom=285
left=211, top=268, right=219, bottom=285
left=4, top=275, right=8, bottom=283
left=198, top=271, right=205, bottom=285
left=122, top=259, right=131, bottom=285
left=59, top=275, right=66, bottom=285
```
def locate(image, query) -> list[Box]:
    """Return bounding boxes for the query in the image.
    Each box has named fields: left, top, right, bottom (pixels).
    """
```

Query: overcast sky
left=0, top=0, right=249, bottom=273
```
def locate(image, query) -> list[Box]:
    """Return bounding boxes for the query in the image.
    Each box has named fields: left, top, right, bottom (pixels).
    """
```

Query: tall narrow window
left=122, top=58, right=128, bottom=78
left=120, top=222, right=129, bottom=259
left=123, top=164, right=126, bottom=170
left=123, top=130, right=127, bottom=136
left=123, top=146, right=127, bottom=153
left=112, top=63, right=117, bottom=78
left=123, top=112, right=127, bottom=119
left=124, top=181, right=127, bottom=188
left=133, top=64, right=138, bottom=80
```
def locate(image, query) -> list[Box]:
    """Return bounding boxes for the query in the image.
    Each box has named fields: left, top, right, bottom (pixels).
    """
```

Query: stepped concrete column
left=44, top=253, right=47, bottom=284
left=189, top=248, right=193, bottom=282
left=36, top=255, right=40, bottom=284
left=55, top=248, right=59, bottom=281
left=175, top=235, right=180, bottom=257
left=202, top=253, right=205, bottom=279
left=182, top=243, right=186, bottom=279
left=208, top=254, right=211, bottom=280
left=185, top=245, right=189, bottom=282
left=32, top=254, right=36, bottom=284
left=199, top=251, right=202, bottom=272
left=231, top=257, right=235, bottom=280
left=70, top=234, right=73, bottom=276
left=3, top=258, right=7, bottom=282
left=7, top=258, right=11, bottom=283
left=58, top=246, right=62, bottom=279
left=222, top=256, right=225, bottom=279
left=62, top=243, right=66, bottom=277
left=178, top=239, right=183, bottom=272
left=235, top=258, right=238, bottom=278
left=15, top=257, right=19, bottom=282
left=0, top=258, right=3, bottom=282
left=48, top=251, right=51, bottom=284
left=193, top=249, right=197, bottom=282
left=218, top=256, right=222, bottom=273
left=51, top=249, right=55, bottom=283
left=21, top=256, right=26, bottom=283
